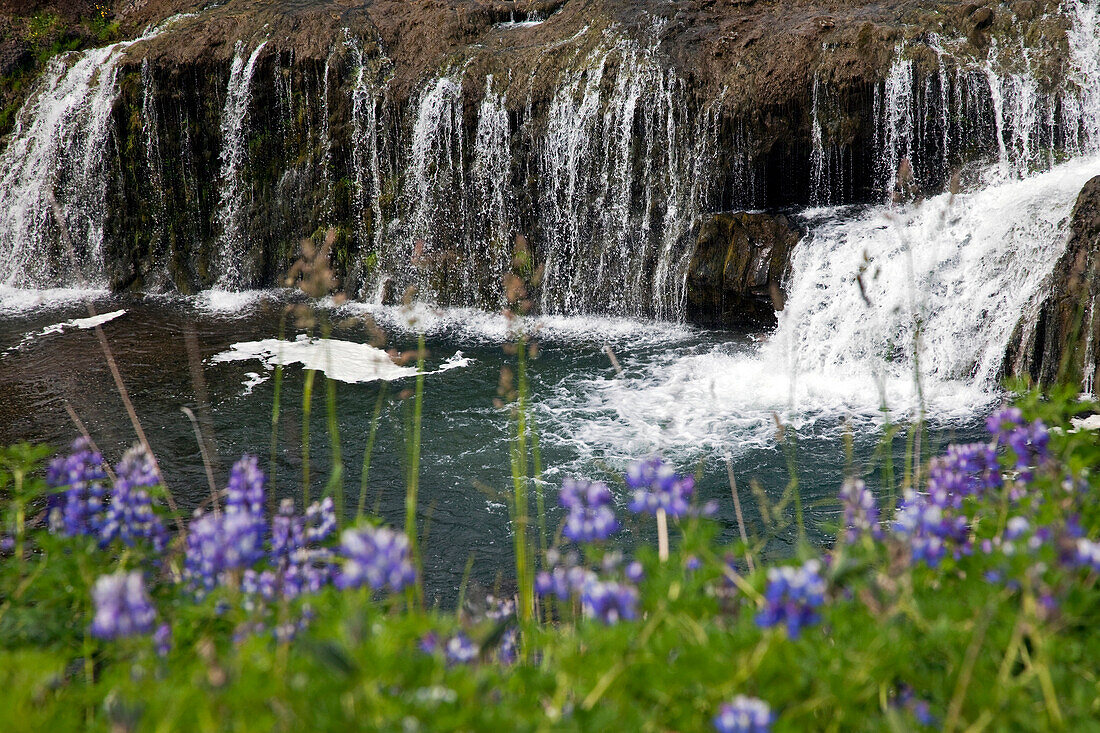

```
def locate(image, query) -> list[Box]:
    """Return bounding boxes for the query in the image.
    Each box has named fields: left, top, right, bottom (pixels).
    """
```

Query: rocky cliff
left=0, top=0, right=1092, bottom=334
left=1007, top=175, right=1100, bottom=390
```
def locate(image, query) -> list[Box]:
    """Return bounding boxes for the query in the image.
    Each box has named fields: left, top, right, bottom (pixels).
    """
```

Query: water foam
left=537, top=153, right=1100, bottom=462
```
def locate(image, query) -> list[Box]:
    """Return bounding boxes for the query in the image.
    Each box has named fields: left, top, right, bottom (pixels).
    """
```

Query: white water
left=0, top=16, right=191, bottom=289
left=0, top=43, right=136, bottom=287
left=211, top=334, right=473, bottom=384
left=8, top=308, right=127, bottom=352
left=536, top=153, right=1100, bottom=462
left=538, top=32, right=718, bottom=318
left=212, top=40, right=269, bottom=290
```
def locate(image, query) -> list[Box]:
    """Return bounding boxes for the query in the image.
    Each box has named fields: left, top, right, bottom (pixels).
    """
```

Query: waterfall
left=470, top=79, right=514, bottom=306
left=0, top=42, right=135, bottom=287
left=537, top=37, right=717, bottom=318
left=141, top=57, right=170, bottom=289
left=764, top=2, right=1100, bottom=412
left=213, top=40, right=269, bottom=290
left=349, top=41, right=389, bottom=299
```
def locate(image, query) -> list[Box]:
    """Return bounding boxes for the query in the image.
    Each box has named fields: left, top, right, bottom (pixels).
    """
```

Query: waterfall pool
left=0, top=289, right=990, bottom=602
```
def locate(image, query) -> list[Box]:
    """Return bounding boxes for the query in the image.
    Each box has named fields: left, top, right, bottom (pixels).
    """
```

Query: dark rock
left=684, top=212, right=801, bottom=330
left=1005, top=176, right=1100, bottom=388
left=970, top=6, right=994, bottom=28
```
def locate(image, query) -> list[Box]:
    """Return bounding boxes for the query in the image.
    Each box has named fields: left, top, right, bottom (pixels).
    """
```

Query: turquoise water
left=0, top=290, right=988, bottom=602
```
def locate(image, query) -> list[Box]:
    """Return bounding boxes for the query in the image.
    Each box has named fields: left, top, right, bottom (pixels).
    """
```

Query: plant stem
left=656, top=508, right=669, bottom=563
left=302, top=368, right=316, bottom=508
left=405, top=333, right=425, bottom=609
left=325, top=373, right=344, bottom=521
left=358, top=382, right=388, bottom=520
left=269, top=313, right=288, bottom=511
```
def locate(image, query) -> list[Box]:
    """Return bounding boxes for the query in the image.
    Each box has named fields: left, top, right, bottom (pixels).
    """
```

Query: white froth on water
left=212, top=335, right=417, bottom=384
left=8, top=308, right=126, bottom=351
left=537, top=154, right=1100, bottom=462
left=196, top=289, right=276, bottom=313
left=0, top=287, right=108, bottom=314
left=329, top=300, right=696, bottom=346
left=211, top=336, right=475, bottom=385
left=239, top=371, right=270, bottom=396
left=438, top=351, right=474, bottom=371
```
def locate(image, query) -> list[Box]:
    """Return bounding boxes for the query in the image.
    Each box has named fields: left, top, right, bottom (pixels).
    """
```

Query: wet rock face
left=1008, top=176, right=1100, bottom=388
left=684, top=213, right=801, bottom=330
left=0, top=0, right=1089, bottom=325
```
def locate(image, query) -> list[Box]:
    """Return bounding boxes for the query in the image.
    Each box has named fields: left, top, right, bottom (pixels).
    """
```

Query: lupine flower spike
left=91, top=571, right=156, bottom=640
left=713, top=696, right=773, bottom=733
left=560, top=478, right=618, bottom=543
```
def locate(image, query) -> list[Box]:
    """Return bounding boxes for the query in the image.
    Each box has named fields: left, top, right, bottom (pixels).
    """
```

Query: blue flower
left=46, top=437, right=107, bottom=537
left=1075, top=538, right=1100, bottom=572
left=713, top=696, right=772, bottom=733
left=987, top=407, right=1049, bottom=476
left=304, top=496, right=337, bottom=544
left=756, top=559, right=825, bottom=638
left=626, top=457, right=694, bottom=517
left=154, top=623, right=172, bottom=657
left=184, top=510, right=267, bottom=592
left=892, top=490, right=968, bottom=566
left=838, top=478, right=881, bottom=543
left=581, top=579, right=638, bottom=624
left=100, top=446, right=166, bottom=550
left=445, top=632, right=478, bottom=664
left=226, top=454, right=266, bottom=516
left=91, top=571, right=156, bottom=640
left=336, top=525, right=416, bottom=593
left=560, top=478, right=618, bottom=543
left=927, top=443, right=1001, bottom=507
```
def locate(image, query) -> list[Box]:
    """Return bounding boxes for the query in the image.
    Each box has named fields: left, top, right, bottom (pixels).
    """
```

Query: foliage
left=3, top=386, right=1100, bottom=730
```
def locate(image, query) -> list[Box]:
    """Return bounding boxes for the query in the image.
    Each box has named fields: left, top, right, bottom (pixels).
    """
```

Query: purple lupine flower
left=927, top=443, right=1001, bottom=508
left=272, top=498, right=305, bottom=561
left=336, top=525, right=416, bottom=593
left=224, top=455, right=267, bottom=557
left=892, top=490, right=968, bottom=567
left=987, top=407, right=1049, bottom=475
left=154, top=623, right=172, bottom=657
left=535, top=566, right=570, bottom=599
left=713, top=696, right=773, bottom=733
left=685, top=555, right=702, bottom=573
left=1074, top=538, right=1100, bottom=572
left=486, top=594, right=515, bottom=621
left=498, top=627, right=518, bottom=665
left=987, top=406, right=1026, bottom=442
left=625, top=560, right=645, bottom=583
left=445, top=633, right=478, bottom=664
left=560, top=478, right=618, bottom=543
left=419, top=632, right=440, bottom=655
left=304, top=497, right=337, bottom=544
left=100, top=446, right=166, bottom=550
left=91, top=571, right=156, bottom=639
left=626, top=457, right=694, bottom=517
left=894, top=686, right=936, bottom=727
left=184, top=511, right=266, bottom=592
left=226, top=455, right=266, bottom=516
left=46, top=437, right=108, bottom=537
left=581, top=579, right=638, bottom=624
left=756, top=559, right=825, bottom=638
left=281, top=550, right=335, bottom=598
left=1005, top=516, right=1030, bottom=541
left=838, top=478, right=881, bottom=543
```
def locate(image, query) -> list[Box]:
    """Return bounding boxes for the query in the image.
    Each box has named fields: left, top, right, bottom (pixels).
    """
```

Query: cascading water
left=0, top=40, right=140, bottom=287
left=548, top=1, right=1100, bottom=461
left=537, top=36, right=718, bottom=318
left=212, top=40, right=269, bottom=290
